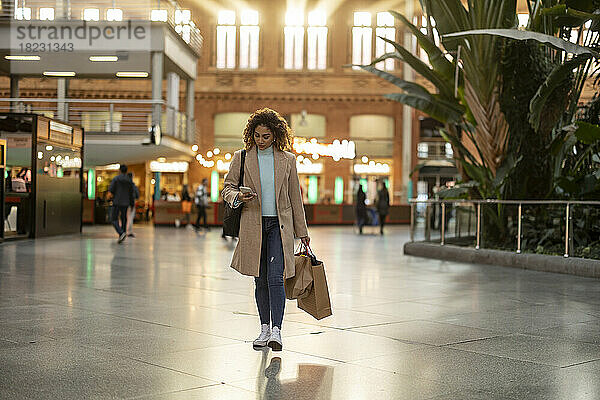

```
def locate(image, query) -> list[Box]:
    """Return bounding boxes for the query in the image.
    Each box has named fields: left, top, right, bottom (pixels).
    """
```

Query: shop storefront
left=150, top=160, right=192, bottom=225
left=181, top=136, right=410, bottom=226
left=0, top=113, right=84, bottom=239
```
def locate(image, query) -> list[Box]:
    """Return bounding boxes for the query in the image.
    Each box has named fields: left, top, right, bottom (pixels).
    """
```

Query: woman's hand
left=300, top=236, right=310, bottom=247
left=238, top=191, right=256, bottom=203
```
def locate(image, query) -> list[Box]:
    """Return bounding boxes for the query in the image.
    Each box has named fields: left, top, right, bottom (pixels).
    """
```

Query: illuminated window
left=151, top=9, right=168, bottom=22
left=240, top=10, right=259, bottom=69
left=375, top=12, right=395, bottom=71
left=83, top=8, right=100, bottom=21
left=307, top=10, right=327, bottom=70
left=39, top=7, right=54, bottom=21
left=217, top=10, right=236, bottom=69
left=15, top=7, right=32, bottom=20
left=445, top=143, right=453, bottom=158
left=106, top=8, right=123, bottom=21
left=417, top=143, right=428, bottom=158
left=417, top=16, right=439, bottom=65
left=284, top=10, right=304, bottom=70
left=352, top=12, right=372, bottom=70
left=517, top=13, right=529, bottom=28
left=175, top=9, right=191, bottom=24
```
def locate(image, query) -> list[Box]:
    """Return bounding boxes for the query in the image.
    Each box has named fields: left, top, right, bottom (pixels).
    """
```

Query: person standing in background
left=109, top=164, right=134, bottom=243
left=181, top=184, right=193, bottom=228
left=194, top=178, right=210, bottom=230
left=375, top=181, right=390, bottom=235
left=356, top=184, right=367, bottom=235
left=125, top=172, right=140, bottom=238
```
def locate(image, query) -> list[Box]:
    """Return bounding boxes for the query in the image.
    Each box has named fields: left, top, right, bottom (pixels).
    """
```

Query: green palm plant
left=356, top=0, right=520, bottom=201
left=446, top=0, right=600, bottom=199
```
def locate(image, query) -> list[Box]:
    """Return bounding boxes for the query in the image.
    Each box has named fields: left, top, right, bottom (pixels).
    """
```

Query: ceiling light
left=116, top=71, right=148, bottom=78
left=207, top=151, right=213, bottom=158
left=43, top=71, right=76, bottom=77
left=157, top=157, right=166, bottom=162
left=90, top=56, right=118, bottom=62
left=5, top=55, right=40, bottom=61
left=191, top=144, right=199, bottom=152
left=45, top=145, right=53, bottom=151
left=213, top=148, right=220, bottom=155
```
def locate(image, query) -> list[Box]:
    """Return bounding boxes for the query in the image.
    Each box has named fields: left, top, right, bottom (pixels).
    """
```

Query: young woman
left=222, top=108, right=310, bottom=351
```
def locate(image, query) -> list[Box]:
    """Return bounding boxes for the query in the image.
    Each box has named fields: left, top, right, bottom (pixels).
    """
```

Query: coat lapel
left=274, top=149, right=287, bottom=205
left=245, top=146, right=262, bottom=204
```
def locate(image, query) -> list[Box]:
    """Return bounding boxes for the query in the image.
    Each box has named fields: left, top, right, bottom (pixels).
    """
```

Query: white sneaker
left=268, top=326, right=282, bottom=351
left=253, top=324, right=271, bottom=347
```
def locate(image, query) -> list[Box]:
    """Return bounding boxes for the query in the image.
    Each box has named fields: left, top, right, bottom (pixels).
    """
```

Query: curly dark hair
left=242, top=108, right=293, bottom=151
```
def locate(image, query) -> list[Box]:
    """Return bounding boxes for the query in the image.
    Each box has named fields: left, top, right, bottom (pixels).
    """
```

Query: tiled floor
left=1, top=225, right=599, bottom=399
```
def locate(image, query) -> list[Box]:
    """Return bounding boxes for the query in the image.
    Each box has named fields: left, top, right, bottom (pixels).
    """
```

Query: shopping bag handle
left=295, top=242, right=309, bottom=256
left=304, top=244, right=321, bottom=265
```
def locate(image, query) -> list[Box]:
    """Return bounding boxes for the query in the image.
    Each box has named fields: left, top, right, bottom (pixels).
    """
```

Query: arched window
left=349, top=115, right=394, bottom=157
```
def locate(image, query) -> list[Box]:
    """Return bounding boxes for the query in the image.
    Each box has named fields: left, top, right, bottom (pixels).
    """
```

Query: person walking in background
left=125, top=172, right=140, bottom=238
left=109, top=164, right=134, bottom=243
left=375, top=181, right=390, bottom=235
left=181, top=184, right=193, bottom=228
left=194, top=178, right=209, bottom=230
left=222, top=108, right=310, bottom=352
left=356, top=184, right=367, bottom=235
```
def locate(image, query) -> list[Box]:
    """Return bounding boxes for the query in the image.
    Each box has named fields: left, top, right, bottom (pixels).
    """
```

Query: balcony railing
left=409, top=199, right=600, bottom=260
left=1, top=0, right=202, bottom=54
left=417, top=141, right=454, bottom=160
left=0, top=97, right=191, bottom=142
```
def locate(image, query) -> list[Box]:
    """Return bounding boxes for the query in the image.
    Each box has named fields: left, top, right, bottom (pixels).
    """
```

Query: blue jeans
left=255, top=216, right=286, bottom=329
left=111, top=205, right=129, bottom=235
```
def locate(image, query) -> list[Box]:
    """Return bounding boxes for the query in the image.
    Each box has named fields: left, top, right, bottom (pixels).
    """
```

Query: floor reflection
left=256, top=348, right=333, bottom=400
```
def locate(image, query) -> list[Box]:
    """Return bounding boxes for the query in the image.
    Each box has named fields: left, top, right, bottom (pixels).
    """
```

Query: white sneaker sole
left=253, top=339, right=268, bottom=347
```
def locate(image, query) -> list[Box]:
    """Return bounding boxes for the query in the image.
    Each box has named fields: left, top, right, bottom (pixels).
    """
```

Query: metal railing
left=0, top=97, right=190, bottom=141
left=409, top=199, right=600, bottom=259
left=1, top=0, right=202, bottom=54
left=417, top=141, right=454, bottom=160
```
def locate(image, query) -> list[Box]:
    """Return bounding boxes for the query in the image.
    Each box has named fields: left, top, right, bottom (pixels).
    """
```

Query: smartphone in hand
left=239, top=186, right=254, bottom=195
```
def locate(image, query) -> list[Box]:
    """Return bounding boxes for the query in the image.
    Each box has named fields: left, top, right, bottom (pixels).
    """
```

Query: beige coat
left=222, top=146, right=309, bottom=279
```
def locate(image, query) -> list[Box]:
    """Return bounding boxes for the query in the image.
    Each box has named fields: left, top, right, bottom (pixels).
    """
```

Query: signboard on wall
left=49, top=121, right=73, bottom=146
left=4, top=134, right=32, bottom=148
left=72, top=127, right=83, bottom=147
left=37, top=117, right=49, bottom=139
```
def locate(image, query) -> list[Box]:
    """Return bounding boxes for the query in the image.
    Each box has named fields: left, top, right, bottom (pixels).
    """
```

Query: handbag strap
left=238, top=149, right=246, bottom=187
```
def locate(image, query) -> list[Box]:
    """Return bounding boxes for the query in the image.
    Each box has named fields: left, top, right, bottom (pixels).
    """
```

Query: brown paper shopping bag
left=297, top=260, right=332, bottom=320
left=285, top=254, right=314, bottom=300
